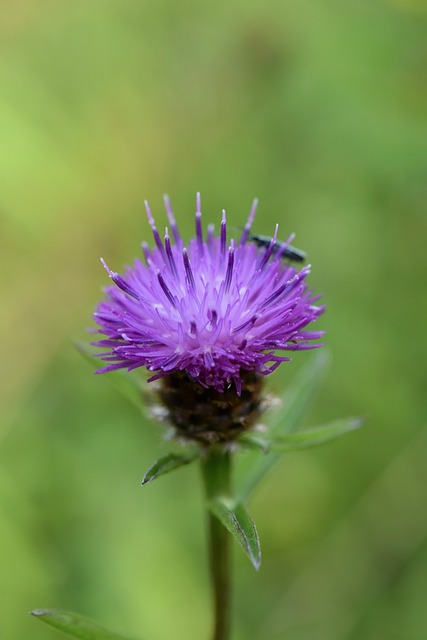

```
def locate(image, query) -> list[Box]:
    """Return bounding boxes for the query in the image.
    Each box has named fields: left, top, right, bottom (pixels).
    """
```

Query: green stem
left=201, top=449, right=232, bottom=640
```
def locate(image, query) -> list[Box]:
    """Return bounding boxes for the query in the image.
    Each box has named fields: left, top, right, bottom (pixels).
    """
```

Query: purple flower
left=92, top=195, right=324, bottom=395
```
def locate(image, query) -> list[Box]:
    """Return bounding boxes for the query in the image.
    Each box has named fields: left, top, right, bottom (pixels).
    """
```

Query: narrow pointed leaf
left=142, top=452, right=198, bottom=485
left=209, top=499, right=261, bottom=570
left=238, top=433, right=271, bottom=453
left=31, top=609, right=137, bottom=640
left=270, top=349, right=331, bottom=437
left=271, top=417, right=363, bottom=451
left=237, top=350, right=331, bottom=501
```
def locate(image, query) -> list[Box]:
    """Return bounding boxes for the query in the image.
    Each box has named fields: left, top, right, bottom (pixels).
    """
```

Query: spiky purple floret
left=92, top=195, right=325, bottom=394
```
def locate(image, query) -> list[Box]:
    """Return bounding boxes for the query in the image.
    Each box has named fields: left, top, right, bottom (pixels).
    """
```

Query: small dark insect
left=248, top=233, right=306, bottom=263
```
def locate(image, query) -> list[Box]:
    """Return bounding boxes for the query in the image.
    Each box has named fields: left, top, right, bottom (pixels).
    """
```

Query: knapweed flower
left=93, top=195, right=324, bottom=444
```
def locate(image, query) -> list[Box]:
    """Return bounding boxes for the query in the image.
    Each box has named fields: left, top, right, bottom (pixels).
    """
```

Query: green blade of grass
left=31, top=609, right=138, bottom=640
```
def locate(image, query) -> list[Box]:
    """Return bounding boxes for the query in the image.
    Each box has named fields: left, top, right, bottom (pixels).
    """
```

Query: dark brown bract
left=157, top=370, right=265, bottom=446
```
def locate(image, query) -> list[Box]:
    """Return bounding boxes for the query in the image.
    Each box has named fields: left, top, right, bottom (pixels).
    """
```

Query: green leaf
left=141, top=452, right=198, bottom=485
left=31, top=609, right=137, bottom=640
left=236, top=350, right=331, bottom=501
left=209, top=499, right=261, bottom=570
left=75, top=342, right=146, bottom=411
left=271, top=417, right=363, bottom=451
left=238, top=433, right=271, bottom=453
left=270, top=350, right=331, bottom=437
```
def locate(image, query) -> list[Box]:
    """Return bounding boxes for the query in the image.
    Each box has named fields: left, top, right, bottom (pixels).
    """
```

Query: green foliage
left=201, top=356, right=361, bottom=572
left=208, top=499, right=261, bottom=571
left=141, top=452, right=199, bottom=485
left=269, top=417, right=363, bottom=451
left=236, top=350, right=331, bottom=501
left=240, top=416, right=362, bottom=453
left=31, top=610, right=137, bottom=640
left=269, top=351, right=332, bottom=436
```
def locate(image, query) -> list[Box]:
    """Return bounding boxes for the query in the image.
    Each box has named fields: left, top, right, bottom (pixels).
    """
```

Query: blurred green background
left=1, top=1, right=427, bottom=639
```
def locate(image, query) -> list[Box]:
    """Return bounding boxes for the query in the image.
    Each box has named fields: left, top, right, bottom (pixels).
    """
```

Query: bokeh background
left=1, top=1, right=427, bottom=639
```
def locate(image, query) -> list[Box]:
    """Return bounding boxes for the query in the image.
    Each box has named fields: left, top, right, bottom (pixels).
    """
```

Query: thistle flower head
left=93, top=195, right=324, bottom=397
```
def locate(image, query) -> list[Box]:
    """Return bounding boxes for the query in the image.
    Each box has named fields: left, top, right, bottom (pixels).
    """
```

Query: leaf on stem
left=209, top=498, right=261, bottom=570
left=236, top=350, right=331, bottom=501
left=238, top=433, right=271, bottom=453
left=31, top=609, right=137, bottom=640
left=270, top=349, right=332, bottom=437
left=270, top=417, right=363, bottom=451
left=141, top=452, right=199, bottom=485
